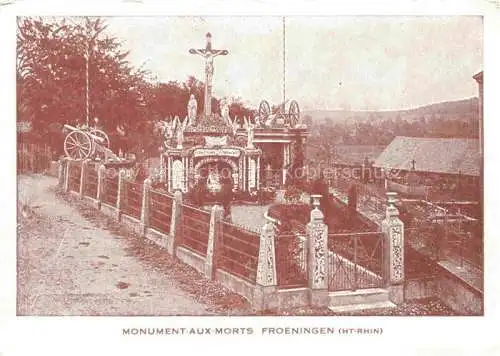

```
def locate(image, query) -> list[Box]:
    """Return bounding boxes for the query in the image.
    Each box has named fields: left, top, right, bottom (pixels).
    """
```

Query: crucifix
left=189, top=32, right=228, bottom=117
left=411, top=159, right=416, bottom=170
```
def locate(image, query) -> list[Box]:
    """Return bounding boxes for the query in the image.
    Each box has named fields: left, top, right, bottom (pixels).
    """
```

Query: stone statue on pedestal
left=176, top=125, right=184, bottom=149
left=187, top=94, right=198, bottom=125
left=221, top=97, right=230, bottom=124
left=247, top=123, right=255, bottom=149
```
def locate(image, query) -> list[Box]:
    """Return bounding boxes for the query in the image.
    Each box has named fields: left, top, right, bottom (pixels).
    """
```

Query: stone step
left=329, top=288, right=389, bottom=307
left=328, top=300, right=396, bottom=313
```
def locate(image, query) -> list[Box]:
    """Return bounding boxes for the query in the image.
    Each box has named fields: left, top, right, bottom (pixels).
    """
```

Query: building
left=373, top=136, right=481, bottom=199
left=160, top=33, right=308, bottom=194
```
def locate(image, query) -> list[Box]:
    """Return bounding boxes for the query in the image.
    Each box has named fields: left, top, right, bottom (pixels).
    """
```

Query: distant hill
left=303, top=97, right=479, bottom=125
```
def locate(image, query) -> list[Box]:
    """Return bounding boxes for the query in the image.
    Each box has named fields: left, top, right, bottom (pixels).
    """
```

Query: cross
left=411, top=159, right=416, bottom=170
left=189, top=33, right=228, bottom=117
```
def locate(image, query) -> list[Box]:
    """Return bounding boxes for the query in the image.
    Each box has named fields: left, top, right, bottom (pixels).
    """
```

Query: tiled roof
left=373, top=136, right=480, bottom=176
left=333, top=145, right=386, bottom=166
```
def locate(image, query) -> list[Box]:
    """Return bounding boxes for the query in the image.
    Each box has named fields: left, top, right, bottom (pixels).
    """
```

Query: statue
left=189, top=33, right=229, bottom=117
left=207, top=167, right=222, bottom=193
left=221, top=97, right=230, bottom=124
left=176, top=124, right=184, bottom=149
left=187, top=94, right=198, bottom=125
left=246, top=123, right=255, bottom=149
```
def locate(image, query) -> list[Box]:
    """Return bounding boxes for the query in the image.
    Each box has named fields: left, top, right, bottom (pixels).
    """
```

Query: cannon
left=257, top=99, right=301, bottom=128
left=63, top=124, right=111, bottom=160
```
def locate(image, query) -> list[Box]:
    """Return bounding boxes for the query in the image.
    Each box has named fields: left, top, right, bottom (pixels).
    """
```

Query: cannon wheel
left=64, top=130, right=93, bottom=160
left=288, top=100, right=300, bottom=127
left=89, top=128, right=110, bottom=148
left=258, top=100, right=271, bottom=121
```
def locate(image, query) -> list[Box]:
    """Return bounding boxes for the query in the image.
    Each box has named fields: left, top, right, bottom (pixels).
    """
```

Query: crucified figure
left=189, top=33, right=228, bottom=117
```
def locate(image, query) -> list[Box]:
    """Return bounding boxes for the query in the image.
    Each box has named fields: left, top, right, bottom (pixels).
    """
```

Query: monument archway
left=194, top=157, right=239, bottom=191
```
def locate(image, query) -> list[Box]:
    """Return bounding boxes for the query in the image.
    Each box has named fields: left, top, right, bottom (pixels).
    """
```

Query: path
left=17, top=174, right=251, bottom=316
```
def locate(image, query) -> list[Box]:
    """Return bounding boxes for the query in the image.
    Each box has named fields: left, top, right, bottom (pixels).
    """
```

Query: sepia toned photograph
left=16, top=16, right=483, bottom=316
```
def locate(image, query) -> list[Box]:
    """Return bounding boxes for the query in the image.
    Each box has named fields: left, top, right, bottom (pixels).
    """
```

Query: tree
left=17, top=17, right=149, bottom=152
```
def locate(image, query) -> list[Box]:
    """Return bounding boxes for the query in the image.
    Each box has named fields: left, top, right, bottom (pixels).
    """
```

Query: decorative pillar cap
left=310, top=194, right=324, bottom=221
left=386, top=191, right=399, bottom=217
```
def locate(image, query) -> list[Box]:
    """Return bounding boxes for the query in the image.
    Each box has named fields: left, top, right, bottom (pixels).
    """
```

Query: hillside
left=303, top=97, right=479, bottom=125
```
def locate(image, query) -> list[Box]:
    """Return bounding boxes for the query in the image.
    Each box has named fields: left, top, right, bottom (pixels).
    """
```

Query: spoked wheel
left=64, top=130, right=93, bottom=160
left=288, top=100, right=300, bottom=127
left=258, top=100, right=271, bottom=121
left=89, top=128, right=110, bottom=148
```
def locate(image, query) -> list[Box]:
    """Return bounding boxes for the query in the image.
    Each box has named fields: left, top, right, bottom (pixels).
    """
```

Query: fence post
left=205, top=204, right=224, bottom=279
left=381, top=192, right=405, bottom=304
left=58, top=158, right=66, bottom=188
left=169, top=189, right=183, bottom=255
left=307, top=194, right=329, bottom=308
left=96, top=164, right=106, bottom=208
left=64, top=159, right=72, bottom=193
left=140, top=178, right=152, bottom=236
left=254, top=214, right=278, bottom=311
left=115, top=169, right=126, bottom=221
left=79, top=159, right=90, bottom=199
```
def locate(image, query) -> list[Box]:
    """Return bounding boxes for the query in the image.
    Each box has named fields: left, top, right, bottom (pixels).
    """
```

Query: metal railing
left=328, top=231, right=385, bottom=291
left=219, top=221, right=260, bottom=283
left=149, top=189, right=173, bottom=235
left=275, top=233, right=308, bottom=288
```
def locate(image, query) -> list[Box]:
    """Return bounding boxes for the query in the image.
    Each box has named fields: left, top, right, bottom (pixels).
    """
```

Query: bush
left=268, top=203, right=310, bottom=232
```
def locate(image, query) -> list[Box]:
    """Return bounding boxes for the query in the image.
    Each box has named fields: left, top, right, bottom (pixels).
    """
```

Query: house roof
left=373, top=136, right=481, bottom=176
left=332, top=145, right=386, bottom=166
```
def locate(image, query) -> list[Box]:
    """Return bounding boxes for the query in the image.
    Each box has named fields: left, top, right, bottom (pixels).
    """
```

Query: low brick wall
left=216, top=269, right=256, bottom=304
left=436, top=267, right=483, bottom=315
left=121, top=214, right=143, bottom=236
left=100, top=203, right=118, bottom=220
left=404, top=277, right=438, bottom=301
left=82, top=196, right=100, bottom=210
left=276, top=288, right=309, bottom=310
left=176, top=246, right=205, bottom=275
left=145, top=228, right=171, bottom=251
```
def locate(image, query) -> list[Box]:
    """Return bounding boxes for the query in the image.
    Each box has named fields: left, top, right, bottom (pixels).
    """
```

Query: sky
left=100, top=16, right=482, bottom=111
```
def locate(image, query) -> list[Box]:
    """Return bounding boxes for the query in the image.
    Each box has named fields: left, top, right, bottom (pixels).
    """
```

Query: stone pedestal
left=169, top=190, right=183, bottom=255
left=307, top=194, right=329, bottom=308
left=79, top=159, right=90, bottom=198
left=115, top=169, right=126, bottom=221
left=96, top=164, right=106, bottom=207
left=64, top=159, right=72, bottom=192
left=205, top=204, right=224, bottom=279
left=140, top=178, right=152, bottom=235
left=381, top=192, right=405, bottom=304
left=255, top=216, right=278, bottom=311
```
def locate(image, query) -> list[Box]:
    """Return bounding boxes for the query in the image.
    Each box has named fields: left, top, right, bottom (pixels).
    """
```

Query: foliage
left=284, top=184, right=302, bottom=204
left=17, top=17, right=255, bottom=159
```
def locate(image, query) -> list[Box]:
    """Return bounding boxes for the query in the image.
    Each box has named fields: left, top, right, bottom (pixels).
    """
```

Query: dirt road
left=17, top=174, right=252, bottom=316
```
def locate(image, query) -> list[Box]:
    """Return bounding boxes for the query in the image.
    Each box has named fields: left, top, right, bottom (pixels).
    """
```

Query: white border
left=2, top=1, right=500, bottom=355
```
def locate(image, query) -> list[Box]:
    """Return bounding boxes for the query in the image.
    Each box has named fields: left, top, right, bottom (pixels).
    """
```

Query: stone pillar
left=381, top=192, right=405, bottom=304
left=64, top=159, right=72, bottom=192
left=205, top=204, right=224, bottom=279
left=254, top=215, right=278, bottom=311
left=57, top=159, right=65, bottom=187
left=140, top=178, right=152, bottom=235
left=282, top=144, right=287, bottom=186
left=307, top=194, right=329, bottom=307
left=96, top=164, right=106, bottom=208
left=169, top=190, right=183, bottom=255
left=256, top=156, right=261, bottom=189
left=115, top=169, right=126, bottom=221
left=167, top=156, right=172, bottom=193
left=79, top=159, right=90, bottom=198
